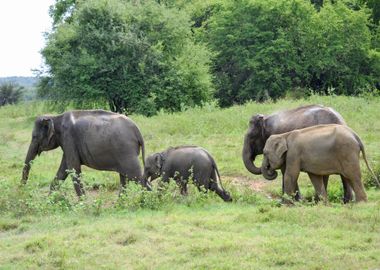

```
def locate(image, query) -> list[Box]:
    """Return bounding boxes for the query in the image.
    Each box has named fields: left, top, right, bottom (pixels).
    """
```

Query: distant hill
left=0, top=76, right=38, bottom=88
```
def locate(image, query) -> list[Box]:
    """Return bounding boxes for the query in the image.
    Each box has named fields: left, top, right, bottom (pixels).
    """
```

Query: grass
left=0, top=95, right=380, bottom=269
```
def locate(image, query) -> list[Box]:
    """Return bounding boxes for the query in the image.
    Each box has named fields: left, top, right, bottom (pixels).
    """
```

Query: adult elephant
left=21, top=110, right=150, bottom=196
left=242, top=104, right=353, bottom=202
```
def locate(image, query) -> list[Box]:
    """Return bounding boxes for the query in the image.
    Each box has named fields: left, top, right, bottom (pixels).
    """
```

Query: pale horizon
left=0, top=0, right=54, bottom=77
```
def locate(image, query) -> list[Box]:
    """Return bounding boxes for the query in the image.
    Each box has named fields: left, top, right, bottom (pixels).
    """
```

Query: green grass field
left=0, top=95, right=380, bottom=269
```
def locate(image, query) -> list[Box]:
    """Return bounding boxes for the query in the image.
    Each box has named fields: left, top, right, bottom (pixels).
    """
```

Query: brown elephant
left=242, top=104, right=353, bottom=202
left=261, top=124, right=379, bottom=202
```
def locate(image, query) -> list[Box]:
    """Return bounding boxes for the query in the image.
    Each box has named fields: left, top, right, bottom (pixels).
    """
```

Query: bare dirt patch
left=223, top=175, right=279, bottom=199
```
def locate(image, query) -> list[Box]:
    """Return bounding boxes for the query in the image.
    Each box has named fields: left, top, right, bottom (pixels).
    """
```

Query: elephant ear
left=154, top=153, right=162, bottom=169
left=41, top=118, right=55, bottom=143
left=249, top=114, right=265, bottom=138
left=273, top=137, right=287, bottom=158
left=250, top=114, right=264, bottom=127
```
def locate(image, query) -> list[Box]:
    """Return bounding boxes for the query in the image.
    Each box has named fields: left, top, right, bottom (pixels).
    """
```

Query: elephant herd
left=21, top=105, right=379, bottom=203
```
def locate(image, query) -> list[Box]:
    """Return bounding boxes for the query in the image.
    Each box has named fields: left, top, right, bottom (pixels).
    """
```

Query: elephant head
left=22, top=117, right=58, bottom=184
left=242, top=114, right=267, bottom=175
left=143, top=153, right=163, bottom=183
left=261, top=135, right=287, bottom=180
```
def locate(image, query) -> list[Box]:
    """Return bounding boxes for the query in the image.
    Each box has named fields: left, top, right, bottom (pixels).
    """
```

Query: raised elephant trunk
left=261, top=156, right=278, bottom=180
left=242, top=133, right=262, bottom=175
left=21, top=141, right=39, bottom=184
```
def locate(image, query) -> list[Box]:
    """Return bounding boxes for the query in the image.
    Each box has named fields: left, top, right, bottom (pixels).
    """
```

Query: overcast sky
left=0, top=0, right=54, bottom=77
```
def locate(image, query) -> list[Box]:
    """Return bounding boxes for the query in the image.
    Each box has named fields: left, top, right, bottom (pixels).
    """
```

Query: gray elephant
left=22, top=110, right=150, bottom=196
left=261, top=124, right=379, bottom=202
left=143, top=146, right=232, bottom=202
left=242, top=104, right=353, bottom=202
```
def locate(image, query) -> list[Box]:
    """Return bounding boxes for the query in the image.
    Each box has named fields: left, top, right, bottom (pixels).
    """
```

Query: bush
left=363, top=162, right=380, bottom=189
left=0, top=82, right=23, bottom=106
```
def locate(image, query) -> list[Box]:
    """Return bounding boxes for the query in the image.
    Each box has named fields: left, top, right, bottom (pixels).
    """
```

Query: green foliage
left=203, top=0, right=379, bottom=106
left=42, top=0, right=213, bottom=115
left=49, top=0, right=77, bottom=26
left=0, top=82, right=24, bottom=106
left=363, top=161, right=380, bottom=189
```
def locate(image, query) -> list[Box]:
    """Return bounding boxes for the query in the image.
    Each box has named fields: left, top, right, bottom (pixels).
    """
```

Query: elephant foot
left=281, top=197, right=295, bottom=206
left=294, top=190, right=303, bottom=201
left=74, top=183, right=85, bottom=197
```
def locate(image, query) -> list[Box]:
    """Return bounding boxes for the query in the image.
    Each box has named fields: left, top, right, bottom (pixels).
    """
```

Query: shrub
left=0, top=82, right=23, bottom=106
left=363, top=162, right=380, bottom=189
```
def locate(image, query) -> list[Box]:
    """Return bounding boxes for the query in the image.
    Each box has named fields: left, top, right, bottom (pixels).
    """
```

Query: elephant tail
left=355, top=133, right=380, bottom=188
left=135, top=126, right=145, bottom=167
left=207, top=152, right=226, bottom=191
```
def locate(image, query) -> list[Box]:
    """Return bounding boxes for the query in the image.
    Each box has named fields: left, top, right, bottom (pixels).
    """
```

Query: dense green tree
left=204, top=0, right=378, bottom=106
left=0, top=83, right=23, bottom=106
left=49, top=0, right=77, bottom=26
left=306, top=2, right=375, bottom=94
left=41, top=0, right=213, bottom=115
left=205, top=0, right=316, bottom=106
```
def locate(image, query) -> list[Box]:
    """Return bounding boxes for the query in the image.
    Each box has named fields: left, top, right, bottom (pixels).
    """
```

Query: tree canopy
left=40, top=0, right=380, bottom=114
left=42, top=0, right=213, bottom=115
left=203, top=0, right=379, bottom=106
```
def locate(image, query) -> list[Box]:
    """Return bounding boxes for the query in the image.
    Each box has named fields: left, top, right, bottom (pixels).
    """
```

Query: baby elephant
left=261, top=124, right=379, bottom=202
left=143, top=146, right=232, bottom=202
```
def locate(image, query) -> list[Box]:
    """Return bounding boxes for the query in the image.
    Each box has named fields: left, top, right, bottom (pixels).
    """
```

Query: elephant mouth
left=262, top=163, right=278, bottom=180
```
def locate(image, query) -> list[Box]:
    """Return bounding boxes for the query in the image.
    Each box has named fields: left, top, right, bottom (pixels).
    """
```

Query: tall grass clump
left=363, top=162, right=380, bottom=189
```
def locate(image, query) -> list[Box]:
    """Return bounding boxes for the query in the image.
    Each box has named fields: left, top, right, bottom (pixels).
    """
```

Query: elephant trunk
left=140, top=172, right=152, bottom=191
left=242, top=133, right=262, bottom=175
left=261, top=156, right=278, bottom=180
left=21, top=141, right=38, bottom=184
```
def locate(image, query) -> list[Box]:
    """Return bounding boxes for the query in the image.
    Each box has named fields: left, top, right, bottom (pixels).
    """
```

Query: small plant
left=47, top=191, right=73, bottom=212
left=0, top=82, right=23, bottom=106
left=363, top=162, right=380, bottom=189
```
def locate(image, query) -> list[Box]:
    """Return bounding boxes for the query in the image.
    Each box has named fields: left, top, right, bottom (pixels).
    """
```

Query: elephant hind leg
left=340, top=175, right=354, bottom=204
left=118, top=174, right=127, bottom=196
left=120, top=158, right=142, bottom=182
left=208, top=181, right=232, bottom=202
left=343, top=175, right=367, bottom=202
left=308, top=173, right=327, bottom=203
left=342, top=164, right=367, bottom=202
left=119, top=157, right=151, bottom=190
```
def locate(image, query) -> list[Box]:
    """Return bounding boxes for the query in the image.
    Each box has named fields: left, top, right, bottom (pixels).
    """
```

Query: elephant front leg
left=65, top=154, right=85, bottom=197
left=282, top=166, right=301, bottom=201
left=71, top=167, right=85, bottom=197
left=283, top=165, right=300, bottom=202
left=49, top=154, right=69, bottom=193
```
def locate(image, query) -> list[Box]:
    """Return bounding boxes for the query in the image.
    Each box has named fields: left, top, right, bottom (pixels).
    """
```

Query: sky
left=0, top=0, right=54, bottom=77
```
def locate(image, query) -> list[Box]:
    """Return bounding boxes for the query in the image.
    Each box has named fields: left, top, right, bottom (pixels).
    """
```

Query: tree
left=41, top=0, right=213, bottom=115
left=203, top=0, right=378, bottom=106
left=49, top=0, right=77, bottom=27
left=0, top=83, right=23, bottom=106
left=205, top=0, right=316, bottom=106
